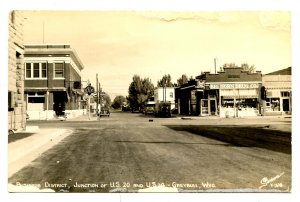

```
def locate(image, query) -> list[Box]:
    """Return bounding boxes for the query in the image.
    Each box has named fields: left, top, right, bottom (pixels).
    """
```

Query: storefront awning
left=72, top=89, right=84, bottom=95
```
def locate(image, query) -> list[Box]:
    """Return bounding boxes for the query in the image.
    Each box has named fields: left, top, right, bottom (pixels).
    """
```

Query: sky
left=21, top=10, right=291, bottom=99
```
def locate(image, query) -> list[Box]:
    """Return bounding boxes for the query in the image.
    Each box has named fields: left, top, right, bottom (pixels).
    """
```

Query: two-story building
left=154, top=87, right=176, bottom=110
left=24, top=44, right=85, bottom=120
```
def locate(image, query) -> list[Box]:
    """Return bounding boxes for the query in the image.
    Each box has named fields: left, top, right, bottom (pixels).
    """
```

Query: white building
left=262, top=67, right=291, bottom=115
left=154, top=87, right=176, bottom=110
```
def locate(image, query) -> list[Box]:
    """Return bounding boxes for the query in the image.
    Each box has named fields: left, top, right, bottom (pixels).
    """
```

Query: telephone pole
left=96, top=73, right=99, bottom=116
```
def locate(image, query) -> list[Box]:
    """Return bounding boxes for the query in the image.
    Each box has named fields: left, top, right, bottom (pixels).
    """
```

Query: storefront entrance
left=210, top=99, right=216, bottom=115
left=200, top=99, right=209, bottom=116
left=282, top=99, right=289, bottom=112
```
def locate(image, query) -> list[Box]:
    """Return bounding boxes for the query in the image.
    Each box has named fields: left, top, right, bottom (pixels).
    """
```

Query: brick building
left=176, top=67, right=263, bottom=117
left=204, top=67, right=262, bottom=117
left=24, top=44, right=85, bottom=120
left=8, top=11, right=26, bottom=132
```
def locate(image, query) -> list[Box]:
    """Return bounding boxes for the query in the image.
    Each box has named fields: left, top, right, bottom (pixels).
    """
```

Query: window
left=28, top=96, right=45, bottom=103
left=33, top=63, right=39, bottom=78
left=41, top=63, right=47, bottom=77
left=25, top=62, right=47, bottom=79
left=269, top=98, right=280, bottom=111
left=169, top=92, right=174, bottom=98
left=26, top=63, right=31, bottom=78
left=281, top=91, right=290, bottom=97
left=54, top=63, right=64, bottom=78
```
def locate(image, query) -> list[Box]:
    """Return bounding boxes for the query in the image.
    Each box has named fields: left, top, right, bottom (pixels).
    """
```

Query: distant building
left=262, top=67, right=292, bottom=115
left=8, top=11, right=26, bottom=132
left=176, top=79, right=205, bottom=116
left=24, top=44, right=85, bottom=120
left=154, top=87, right=176, bottom=110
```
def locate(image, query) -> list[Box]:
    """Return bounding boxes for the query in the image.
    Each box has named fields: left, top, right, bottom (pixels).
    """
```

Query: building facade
left=176, top=67, right=263, bottom=117
left=154, top=87, right=176, bottom=110
left=176, top=79, right=205, bottom=116
left=204, top=68, right=262, bottom=118
left=8, top=11, right=26, bottom=132
left=24, top=44, right=85, bottom=120
left=262, top=67, right=292, bottom=115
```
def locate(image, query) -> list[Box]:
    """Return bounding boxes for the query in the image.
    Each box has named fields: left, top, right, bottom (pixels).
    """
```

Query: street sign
left=84, top=84, right=95, bottom=95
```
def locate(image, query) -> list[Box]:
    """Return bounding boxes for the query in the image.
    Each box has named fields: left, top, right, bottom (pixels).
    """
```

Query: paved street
left=8, top=112, right=291, bottom=192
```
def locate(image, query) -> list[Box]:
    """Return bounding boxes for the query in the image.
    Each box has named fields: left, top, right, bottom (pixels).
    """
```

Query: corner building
left=24, top=44, right=85, bottom=120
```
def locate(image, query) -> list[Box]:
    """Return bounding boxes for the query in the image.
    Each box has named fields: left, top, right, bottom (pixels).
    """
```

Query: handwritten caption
left=15, top=181, right=216, bottom=191
left=259, top=172, right=285, bottom=189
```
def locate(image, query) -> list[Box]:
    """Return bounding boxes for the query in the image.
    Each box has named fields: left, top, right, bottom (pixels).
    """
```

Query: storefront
left=177, top=79, right=205, bottom=116
left=262, top=67, right=292, bottom=115
left=206, top=83, right=261, bottom=117
left=203, top=67, right=262, bottom=117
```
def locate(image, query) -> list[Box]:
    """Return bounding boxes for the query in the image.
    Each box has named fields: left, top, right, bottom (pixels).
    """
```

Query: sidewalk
left=8, top=127, right=73, bottom=178
left=179, top=114, right=292, bottom=120
left=66, top=114, right=100, bottom=121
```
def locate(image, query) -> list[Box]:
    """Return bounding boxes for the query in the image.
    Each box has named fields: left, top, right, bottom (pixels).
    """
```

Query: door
left=200, top=99, right=209, bottom=116
left=282, top=99, right=289, bottom=112
left=210, top=100, right=216, bottom=115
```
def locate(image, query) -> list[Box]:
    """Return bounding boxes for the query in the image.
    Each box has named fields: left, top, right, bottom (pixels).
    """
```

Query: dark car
left=99, top=108, right=110, bottom=117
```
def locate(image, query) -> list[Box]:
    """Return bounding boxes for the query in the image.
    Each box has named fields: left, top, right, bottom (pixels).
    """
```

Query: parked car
left=144, top=104, right=155, bottom=115
left=99, top=108, right=110, bottom=117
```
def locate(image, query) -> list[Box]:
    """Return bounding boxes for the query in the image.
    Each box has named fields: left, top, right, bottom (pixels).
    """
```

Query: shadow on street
left=164, top=125, right=291, bottom=154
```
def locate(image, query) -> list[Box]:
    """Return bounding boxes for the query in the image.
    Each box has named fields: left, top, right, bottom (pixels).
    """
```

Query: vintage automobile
left=144, top=104, right=155, bottom=115
left=99, top=108, right=110, bottom=117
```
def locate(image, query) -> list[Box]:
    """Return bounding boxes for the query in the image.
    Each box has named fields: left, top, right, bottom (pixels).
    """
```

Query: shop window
left=54, top=63, right=64, bottom=78
left=281, top=91, right=290, bottom=97
left=270, top=98, right=280, bottom=111
left=236, top=98, right=257, bottom=108
left=222, top=98, right=257, bottom=109
left=28, top=96, right=45, bottom=103
left=222, top=99, right=234, bottom=108
left=266, top=98, right=271, bottom=107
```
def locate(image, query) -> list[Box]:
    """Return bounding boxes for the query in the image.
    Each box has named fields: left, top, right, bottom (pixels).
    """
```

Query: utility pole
left=214, top=58, right=217, bottom=74
left=96, top=73, right=99, bottom=116
left=99, top=82, right=101, bottom=112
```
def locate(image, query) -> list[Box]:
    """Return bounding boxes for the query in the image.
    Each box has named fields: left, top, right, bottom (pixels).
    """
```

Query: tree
left=223, top=63, right=237, bottom=68
left=223, top=63, right=256, bottom=73
left=157, top=74, right=175, bottom=87
left=241, top=63, right=256, bottom=73
left=127, top=75, right=142, bottom=110
left=111, top=95, right=126, bottom=109
left=100, top=92, right=111, bottom=109
left=176, top=74, right=195, bottom=86
left=127, top=75, right=155, bottom=110
left=177, top=74, right=189, bottom=86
